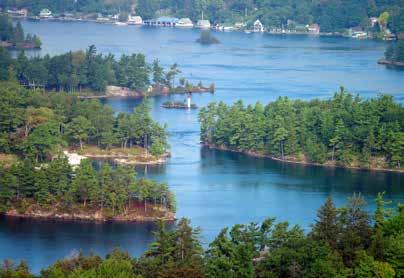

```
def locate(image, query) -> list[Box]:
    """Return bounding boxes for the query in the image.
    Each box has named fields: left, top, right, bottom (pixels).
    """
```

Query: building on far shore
left=177, top=18, right=193, bottom=27
left=127, top=15, right=143, bottom=25
left=349, top=26, right=368, bottom=39
left=39, top=8, right=52, bottom=19
left=7, top=8, right=28, bottom=17
left=195, top=19, right=211, bottom=29
left=307, top=23, right=320, bottom=35
left=144, top=17, right=179, bottom=27
left=253, top=19, right=264, bottom=32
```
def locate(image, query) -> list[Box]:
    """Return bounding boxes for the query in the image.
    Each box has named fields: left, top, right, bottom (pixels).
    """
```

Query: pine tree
left=310, top=197, right=339, bottom=249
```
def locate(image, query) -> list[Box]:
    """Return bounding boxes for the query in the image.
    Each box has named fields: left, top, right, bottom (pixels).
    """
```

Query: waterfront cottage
left=7, top=9, right=28, bottom=17
left=177, top=18, right=193, bottom=28
left=144, top=17, right=179, bottom=27
left=39, top=8, right=52, bottom=19
left=128, top=15, right=143, bottom=25
left=196, top=19, right=211, bottom=29
left=307, top=23, right=320, bottom=35
left=349, top=26, right=368, bottom=39
left=253, top=20, right=264, bottom=32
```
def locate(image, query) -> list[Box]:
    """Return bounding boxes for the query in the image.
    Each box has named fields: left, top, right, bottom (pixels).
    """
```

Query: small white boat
left=115, top=21, right=128, bottom=26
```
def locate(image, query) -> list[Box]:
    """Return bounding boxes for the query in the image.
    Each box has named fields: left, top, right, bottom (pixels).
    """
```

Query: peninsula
left=1, top=158, right=175, bottom=222
left=199, top=88, right=403, bottom=172
left=0, top=14, right=41, bottom=49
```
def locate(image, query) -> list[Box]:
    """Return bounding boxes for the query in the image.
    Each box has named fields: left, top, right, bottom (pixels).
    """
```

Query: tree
left=23, top=107, right=54, bottom=137
left=68, top=116, right=93, bottom=150
left=310, top=197, right=339, bottom=249
left=71, top=159, right=99, bottom=207
left=152, top=59, right=164, bottom=84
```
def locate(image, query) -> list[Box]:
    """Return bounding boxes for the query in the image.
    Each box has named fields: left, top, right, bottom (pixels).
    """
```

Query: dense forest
left=0, top=157, right=175, bottom=218
left=0, top=45, right=181, bottom=92
left=2, top=0, right=404, bottom=33
left=0, top=14, right=41, bottom=49
left=199, top=89, right=403, bottom=170
left=1, top=193, right=403, bottom=277
left=0, top=80, right=168, bottom=161
left=0, top=79, right=173, bottom=219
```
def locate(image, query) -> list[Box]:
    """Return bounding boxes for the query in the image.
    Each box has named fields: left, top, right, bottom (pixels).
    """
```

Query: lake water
left=1, top=20, right=403, bottom=273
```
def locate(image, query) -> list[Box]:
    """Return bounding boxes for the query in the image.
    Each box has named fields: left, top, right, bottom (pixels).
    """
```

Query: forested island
left=199, top=88, right=403, bottom=172
left=381, top=40, right=404, bottom=67
left=0, top=14, right=41, bottom=49
left=0, top=80, right=169, bottom=164
left=1, top=193, right=403, bottom=277
left=0, top=44, right=214, bottom=96
left=0, top=80, right=175, bottom=221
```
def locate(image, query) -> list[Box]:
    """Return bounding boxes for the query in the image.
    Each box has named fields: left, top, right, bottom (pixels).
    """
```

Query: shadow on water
left=199, top=148, right=402, bottom=197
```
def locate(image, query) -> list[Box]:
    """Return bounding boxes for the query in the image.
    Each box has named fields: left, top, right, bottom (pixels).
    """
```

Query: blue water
left=0, top=20, right=403, bottom=273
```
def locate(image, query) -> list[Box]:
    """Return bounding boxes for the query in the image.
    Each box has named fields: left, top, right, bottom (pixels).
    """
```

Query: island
left=0, top=14, right=41, bottom=49
left=379, top=40, right=404, bottom=68
left=199, top=87, right=403, bottom=172
left=0, top=44, right=214, bottom=98
left=196, top=30, right=220, bottom=45
left=1, top=157, right=175, bottom=222
left=0, top=80, right=175, bottom=222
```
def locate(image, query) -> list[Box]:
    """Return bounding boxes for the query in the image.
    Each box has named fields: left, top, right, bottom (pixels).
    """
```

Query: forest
left=2, top=0, right=404, bottom=33
left=385, top=40, right=404, bottom=63
left=0, top=79, right=174, bottom=219
left=0, top=157, right=175, bottom=218
left=0, top=80, right=168, bottom=161
left=0, top=14, right=41, bottom=49
left=199, top=89, right=403, bottom=170
left=0, top=44, right=181, bottom=92
left=1, top=193, right=403, bottom=277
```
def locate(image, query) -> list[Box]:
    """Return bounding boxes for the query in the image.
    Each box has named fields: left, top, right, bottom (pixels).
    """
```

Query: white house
left=177, top=18, right=193, bottom=28
left=127, top=15, right=143, bottom=25
left=196, top=19, right=211, bottom=29
left=253, top=19, right=264, bottom=32
left=307, top=23, right=320, bottom=35
left=39, top=8, right=52, bottom=19
left=7, top=9, right=28, bottom=17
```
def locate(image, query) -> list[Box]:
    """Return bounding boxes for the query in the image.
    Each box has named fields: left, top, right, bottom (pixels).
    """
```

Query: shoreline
left=378, top=59, right=404, bottom=68
left=2, top=205, right=175, bottom=223
left=204, top=143, right=404, bottom=173
left=64, top=149, right=170, bottom=166
left=78, top=85, right=215, bottom=99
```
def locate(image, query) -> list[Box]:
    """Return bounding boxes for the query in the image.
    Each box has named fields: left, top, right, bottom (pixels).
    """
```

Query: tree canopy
left=199, top=88, right=404, bottom=170
left=1, top=193, right=403, bottom=277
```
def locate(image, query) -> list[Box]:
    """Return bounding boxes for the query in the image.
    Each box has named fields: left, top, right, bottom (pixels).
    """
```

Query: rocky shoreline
left=64, top=149, right=170, bottom=166
left=205, top=143, right=404, bottom=173
left=378, top=59, right=404, bottom=68
left=78, top=84, right=215, bottom=99
left=3, top=204, right=175, bottom=223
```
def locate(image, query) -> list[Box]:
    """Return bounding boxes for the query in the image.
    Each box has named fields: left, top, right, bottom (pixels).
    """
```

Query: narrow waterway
left=0, top=20, right=403, bottom=273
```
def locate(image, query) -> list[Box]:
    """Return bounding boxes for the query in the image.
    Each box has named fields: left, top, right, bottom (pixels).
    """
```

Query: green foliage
left=385, top=40, right=404, bottom=63
left=199, top=90, right=404, bottom=169
left=0, top=14, right=41, bottom=49
left=0, top=157, right=175, bottom=216
left=0, top=81, right=168, bottom=159
left=1, top=194, right=403, bottom=278
left=0, top=45, right=179, bottom=92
